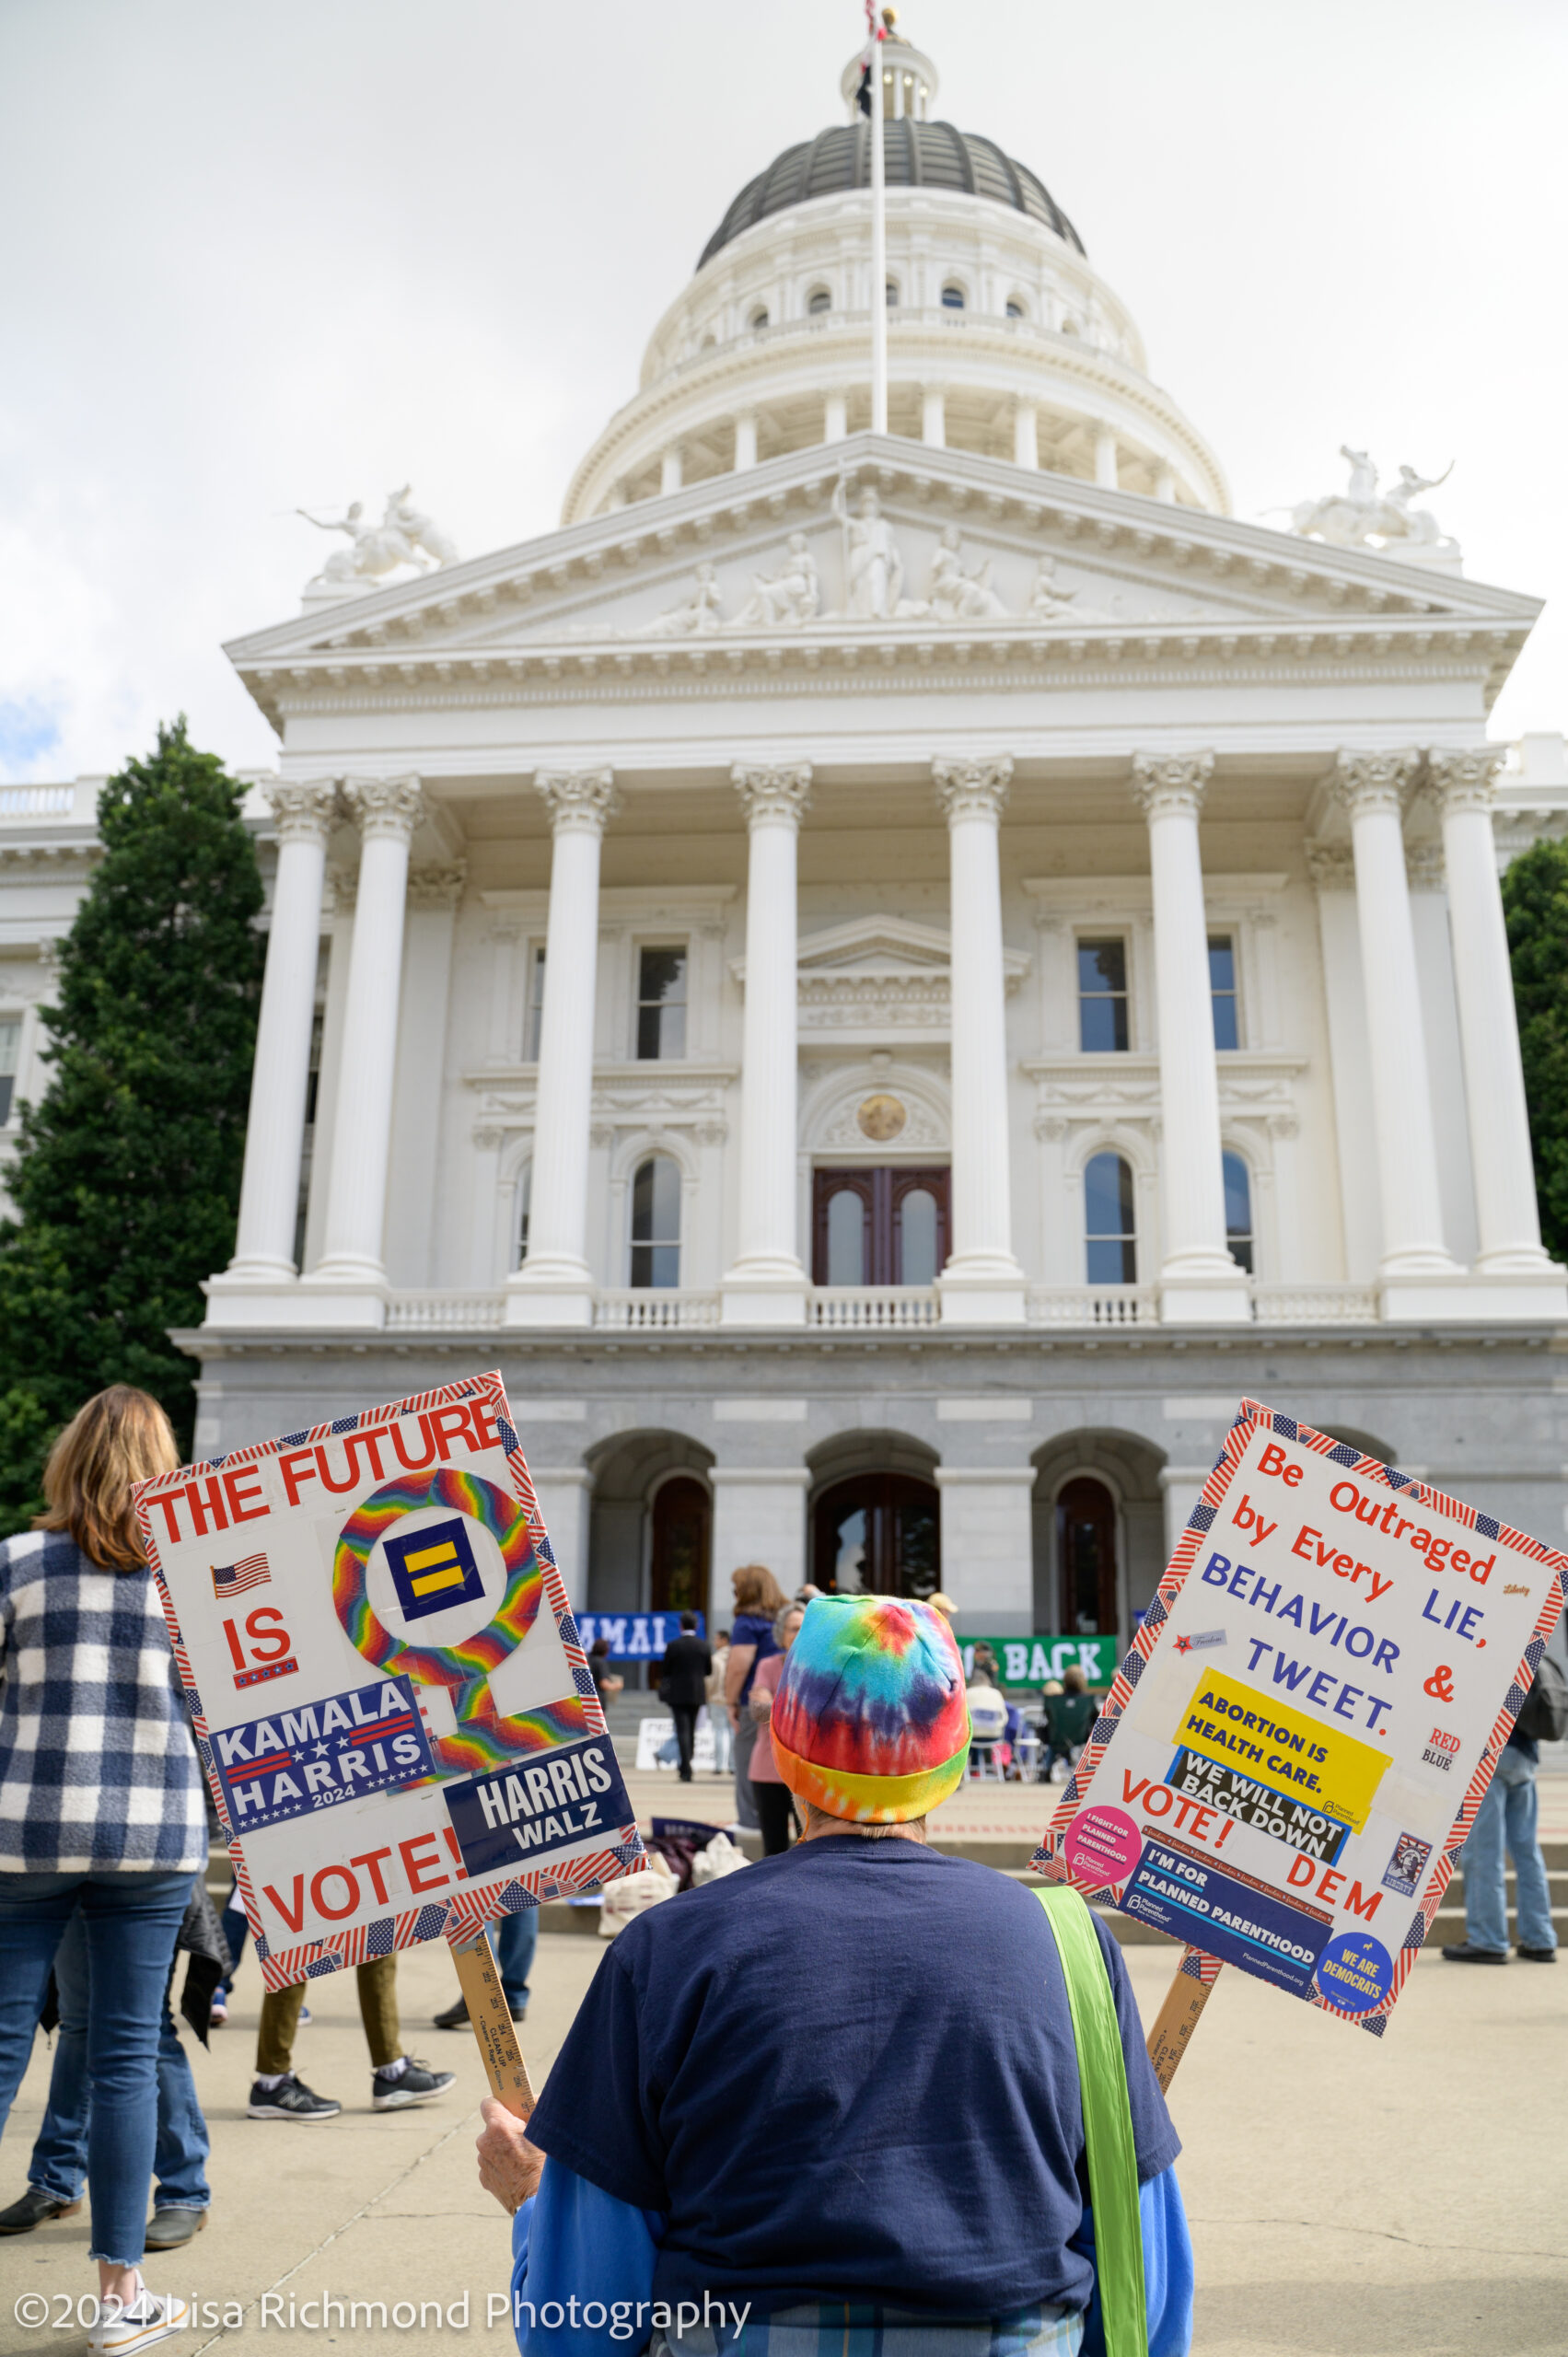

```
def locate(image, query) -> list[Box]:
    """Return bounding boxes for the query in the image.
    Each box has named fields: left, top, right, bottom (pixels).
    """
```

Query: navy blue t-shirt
left=526, top=1834, right=1179, bottom=2318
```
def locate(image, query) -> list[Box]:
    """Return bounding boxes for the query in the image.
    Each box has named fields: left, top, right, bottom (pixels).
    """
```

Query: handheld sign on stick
left=1034, top=1399, right=1568, bottom=2085
left=134, top=1373, right=646, bottom=2103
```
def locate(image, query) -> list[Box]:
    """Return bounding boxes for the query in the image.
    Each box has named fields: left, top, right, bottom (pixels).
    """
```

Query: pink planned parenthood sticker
left=1063, top=1805, right=1143, bottom=1889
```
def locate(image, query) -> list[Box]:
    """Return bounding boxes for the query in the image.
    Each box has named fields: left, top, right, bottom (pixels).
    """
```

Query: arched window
left=807, top=286, right=832, bottom=314
left=749, top=305, right=769, bottom=330
left=1005, top=297, right=1026, bottom=319
left=630, top=1154, right=681, bottom=1288
left=897, top=1186, right=940, bottom=1284
left=1084, top=1152, right=1136, bottom=1284
left=940, top=283, right=966, bottom=310
left=1223, top=1151, right=1253, bottom=1274
left=885, top=279, right=900, bottom=308
left=515, top=1164, right=531, bottom=1270
left=824, top=1184, right=866, bottom=1284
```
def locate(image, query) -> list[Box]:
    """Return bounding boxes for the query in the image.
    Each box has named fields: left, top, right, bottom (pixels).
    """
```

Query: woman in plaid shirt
left=0, top=1387, right=206, bottom=2355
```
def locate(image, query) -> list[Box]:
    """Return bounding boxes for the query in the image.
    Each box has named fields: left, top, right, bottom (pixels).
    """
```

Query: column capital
left=344, top=773, right=424, bottom=843
left=407, top=859, right=469, bottom=910
left=265, top=777, right=338, bottom=845
left=732, top=762, right=812, bottom=827
left=1305, top=842, right=1356, bottom=893
left=1331, top=748, right=1419, bottom=818
left=1131, top=749, right=1214, bottom=819
left=536, top=767, right=619, bottom=837
left=1426, top=746, right=1505, bottom=815
left=934, top=755, right=1013, bottom=824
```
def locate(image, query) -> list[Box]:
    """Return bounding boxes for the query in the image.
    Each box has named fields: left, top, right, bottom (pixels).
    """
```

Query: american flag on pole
left=212, top=1553, right=270, bottom=1598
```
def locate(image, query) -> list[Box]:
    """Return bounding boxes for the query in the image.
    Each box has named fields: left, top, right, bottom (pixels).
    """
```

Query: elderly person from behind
left=476, top=1593, right=1192, bottom=2356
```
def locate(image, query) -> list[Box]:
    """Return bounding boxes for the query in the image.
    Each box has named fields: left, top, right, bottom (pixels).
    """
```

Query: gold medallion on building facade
left=857, top=1093, right=907, bottom=1142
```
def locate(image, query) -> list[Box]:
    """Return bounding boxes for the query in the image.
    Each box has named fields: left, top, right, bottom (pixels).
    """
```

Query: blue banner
left=444, top=1733, right=634, bottom=1880
left=214, top=1675, right=434, bottom=1831
left=575, top=1611, right=705, bottom=1659
left=1120, top=1840, right=1332, bottom=1996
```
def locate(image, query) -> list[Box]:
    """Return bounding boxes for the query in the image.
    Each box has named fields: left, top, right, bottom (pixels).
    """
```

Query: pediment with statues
left=226, top=435, right=1537, bottom=734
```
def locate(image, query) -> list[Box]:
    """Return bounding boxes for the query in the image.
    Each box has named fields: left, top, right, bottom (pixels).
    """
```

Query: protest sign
left=576, top=1611, right=706, bottom=1658
left=961, top=1635, right=1118, bottom=1688
left=134, top=1371, right=645, bottom=1996
left=1034, top=1399, right=1568, bottom=2041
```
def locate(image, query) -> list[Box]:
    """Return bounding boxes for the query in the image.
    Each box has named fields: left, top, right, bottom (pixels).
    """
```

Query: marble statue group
left=299, top=486, right=458, bottom=584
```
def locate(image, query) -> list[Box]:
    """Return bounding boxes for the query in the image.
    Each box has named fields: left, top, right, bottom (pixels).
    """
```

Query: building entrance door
left=812, top=1473, right=941, bottom=1600
left=811, top=1167, right=949, bottom=1285
left=1055, top=1476, right=1119, bottom=1634
left=649, top=1476, right=710, bottom=1615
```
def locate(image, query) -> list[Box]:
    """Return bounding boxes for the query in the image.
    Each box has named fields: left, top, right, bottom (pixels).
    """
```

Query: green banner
left=960, top=1634, right=1120, bottom=1689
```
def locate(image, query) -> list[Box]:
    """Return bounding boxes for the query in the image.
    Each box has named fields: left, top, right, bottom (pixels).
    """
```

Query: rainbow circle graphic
left=333, top=1468, right=585, bottom=1771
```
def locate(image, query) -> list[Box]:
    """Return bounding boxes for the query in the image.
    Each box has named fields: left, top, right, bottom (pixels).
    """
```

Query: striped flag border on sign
left=135, top=1369, right=649, bottom=1993
left=1030, top=1396, right=1568, bottom=2036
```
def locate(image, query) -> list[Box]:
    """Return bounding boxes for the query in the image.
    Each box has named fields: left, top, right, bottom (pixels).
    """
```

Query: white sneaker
left=87, top=2291, right=189, bottom=2353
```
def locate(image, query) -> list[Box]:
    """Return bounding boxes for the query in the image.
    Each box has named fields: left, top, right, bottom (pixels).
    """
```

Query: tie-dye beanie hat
left=770, top=1594, right=970, bottom=1823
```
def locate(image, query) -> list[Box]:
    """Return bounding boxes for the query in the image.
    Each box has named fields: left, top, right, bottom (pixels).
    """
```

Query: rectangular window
left=523, top=946, right=547, bottom=1062
left=636, top=946, right=688, bottom=1061
left=0, top=1016, right=18, bottom=1125
left=1078, top=940, right=1129, bottom=1052
left=1209, top=935, right=1239, bottom=1051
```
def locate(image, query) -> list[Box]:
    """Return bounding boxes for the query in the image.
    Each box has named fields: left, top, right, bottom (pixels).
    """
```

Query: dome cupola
left=562, top=21, right=1226, bottom=524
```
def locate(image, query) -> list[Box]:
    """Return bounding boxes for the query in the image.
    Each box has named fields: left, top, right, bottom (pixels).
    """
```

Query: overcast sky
left=2, top=0, right=1564, bottom=783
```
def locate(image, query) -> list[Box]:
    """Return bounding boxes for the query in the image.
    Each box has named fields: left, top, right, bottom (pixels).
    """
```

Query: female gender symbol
left=333, top=1466, right=583, bottom=1772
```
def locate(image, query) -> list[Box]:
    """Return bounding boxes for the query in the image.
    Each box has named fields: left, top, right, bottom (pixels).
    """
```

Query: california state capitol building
left=5, top=22, right=1568, bottom=1654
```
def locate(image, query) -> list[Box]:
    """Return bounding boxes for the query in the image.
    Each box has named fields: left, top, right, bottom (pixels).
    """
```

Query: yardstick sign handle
left=1035, top=1397, right=1568, bottom=2064
left=1144, top=1949, right=1221, bottom=2093
left=452, top=1928, right=537, bottom=2118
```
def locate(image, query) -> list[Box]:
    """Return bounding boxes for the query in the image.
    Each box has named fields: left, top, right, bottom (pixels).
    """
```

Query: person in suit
left=656, top=1613, right=713, bottom=1783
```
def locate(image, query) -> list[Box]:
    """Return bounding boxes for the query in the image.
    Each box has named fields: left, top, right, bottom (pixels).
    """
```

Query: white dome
left=563, top=32, right=1227, bottom=525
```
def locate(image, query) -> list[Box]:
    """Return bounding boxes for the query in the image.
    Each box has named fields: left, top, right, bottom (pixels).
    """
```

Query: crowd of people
left=2, top=1387, right=1555, bottom=2357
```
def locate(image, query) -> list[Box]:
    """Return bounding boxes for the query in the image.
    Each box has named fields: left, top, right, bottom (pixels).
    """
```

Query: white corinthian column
left=722, top=764, right=811, bottom=1325
left=1428, top=749, right=1567, bottom=1313
left=934, top=757, right=1026, bottom=1323
left=507, top=769, right=619, bottom=1328
left=1132, top=752, right=1250, bottom=1323
left=1333, top=749, right=1461, bottom=1310
left=205, top=777, right=336, bottom=1325
left=305, top=775, right=424, bottom=1321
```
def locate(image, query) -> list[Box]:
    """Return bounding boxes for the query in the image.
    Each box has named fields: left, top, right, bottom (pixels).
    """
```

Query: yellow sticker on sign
left=1177, top=1668, right=1390, bottom=1833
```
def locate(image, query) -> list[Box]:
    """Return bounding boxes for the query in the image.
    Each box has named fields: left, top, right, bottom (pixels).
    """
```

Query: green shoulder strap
left=1034, top=1884, right=1149, bottom=2357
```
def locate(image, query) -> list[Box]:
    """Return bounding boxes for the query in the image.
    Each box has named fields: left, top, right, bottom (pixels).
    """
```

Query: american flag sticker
left=213, top=1553, right=270, bottom=1598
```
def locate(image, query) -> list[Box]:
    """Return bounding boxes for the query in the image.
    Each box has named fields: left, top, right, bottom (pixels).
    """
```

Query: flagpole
left=868, top=9, right=888, bottom=436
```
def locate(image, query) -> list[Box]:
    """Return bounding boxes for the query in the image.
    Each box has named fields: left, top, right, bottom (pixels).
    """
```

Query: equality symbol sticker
left=383, top=1516, right=486, bottom=1622
left=333, top=1467, right=586, bottom=1773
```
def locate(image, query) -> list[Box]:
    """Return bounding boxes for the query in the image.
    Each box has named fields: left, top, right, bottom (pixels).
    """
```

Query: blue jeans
left=1459, top=1748, right=1557, bottom=1953
left=494, top=1909, right=537, bottom=2011
left=29, top=1910, right=210, bottom=2213
left=0, top=1870, right=193, bottom=2265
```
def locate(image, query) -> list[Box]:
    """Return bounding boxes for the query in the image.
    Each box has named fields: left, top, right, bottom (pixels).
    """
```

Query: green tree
left=1503, top=835, right=1568, bottom=1266
left=0, top=720, right=263, bottom=1532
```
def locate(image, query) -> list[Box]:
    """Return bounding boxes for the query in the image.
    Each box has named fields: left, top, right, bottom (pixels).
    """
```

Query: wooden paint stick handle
left=1145, top=1947, right=1221, bottom=2093
left=452, top=1929, right=537, bottom=2119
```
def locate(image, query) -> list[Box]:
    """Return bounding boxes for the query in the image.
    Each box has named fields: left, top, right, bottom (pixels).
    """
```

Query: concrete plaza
left=2, top=1803, right=1564, bottom=2356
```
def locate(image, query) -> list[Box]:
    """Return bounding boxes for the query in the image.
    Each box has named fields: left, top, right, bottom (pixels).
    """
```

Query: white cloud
left=1, top=0, right=1562, bottom=782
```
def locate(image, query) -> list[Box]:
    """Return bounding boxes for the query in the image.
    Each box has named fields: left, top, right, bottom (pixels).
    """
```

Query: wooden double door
left=812, top=1473, right=941, bottom=1602
left=811, top=1167, right=949, bottom=1286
